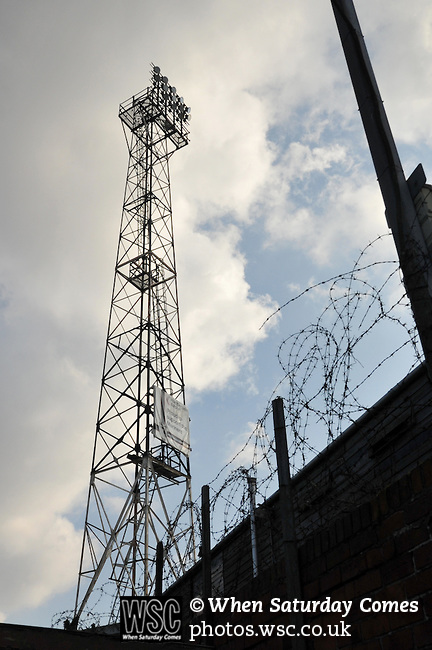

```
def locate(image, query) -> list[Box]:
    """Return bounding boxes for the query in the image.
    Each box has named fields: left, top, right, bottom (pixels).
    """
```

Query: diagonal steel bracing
left=73, top=66, right=195, bottom=627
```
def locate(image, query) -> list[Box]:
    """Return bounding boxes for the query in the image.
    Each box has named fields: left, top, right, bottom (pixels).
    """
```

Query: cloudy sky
left=1, top=0, right=431, bottom=628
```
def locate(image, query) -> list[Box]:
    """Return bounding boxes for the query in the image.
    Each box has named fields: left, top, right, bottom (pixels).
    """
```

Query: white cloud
left=262, top=144, right=387, bottom=266
left=225, top=422, right=268, bottom=469
left=1, top=513, right=81, bottom=612
left=178, top=223, right=277, bottom=392
left=284, top=142, right=348, bottom=179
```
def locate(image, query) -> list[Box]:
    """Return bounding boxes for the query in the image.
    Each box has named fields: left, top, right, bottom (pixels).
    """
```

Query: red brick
left=411, top=466, right=423, bottom=494
left=360, top=611, right=390, bottom=639
left=375, top=581, right=406, bottom=601
left=313, top=531, right=322, bottom=557
left=298, top=543, right=308, bottom=565
left=353, top=640, right=381, bottom=650
left=398, top=475, right=413, bottom=505
left=342, top=512, right=353, bottom=538
left=340, top=554, right=367, bottom=581
left=338, top=633, right=361, bottom=649
left=404, top=490, right=432, bottom=524
left=360, top=503, right=372, bottom=528
left=328, top=521, right=339, bottom=548
left=414, top=540, right=432, bottom=570
left=336, top=517, right=346, bottom=544
left=361, top=614, right=390, bottom=640
left=351, top=507, right=363, bottom=534
left=378, top=511, right=405, bottom=539
left=305, top=635, right=338, bottom=650
left=305, top=537, right=315, bottom=561
left=343, top=579, right=357, bottom=601
left=421, top=458, right=432, bottom=488
left=303, top=578, right=320, bottom=599
left=380, top=626, right=414, bottom=650
left=321, top=529, right=330, bottom=554
left=405, top=565, right=432, bottom=598
left=381, top=553, right=414, bottom=586
left=414, top=618, right=432, bottom=648
left=422, top=591, right=432, bottom=617
left=377, top=490, right=389, bottom=517
left=371, top=497, right=380, bottom=523
left=387, top=482, right=402, bottom=510
left=327, top=542, right=350, bottom=569
left=320, top=565, right=341, bottom=592
left=394, top=525, right=429, bottom=554
left=353, top=569, right=382, bottom=597
left=302, top=554, right=326, bottom=582
left=388, top=602, right=424, bottom=630
left=329, top=584, right=349, bottom=603
left=350, top=528, right=378, bottom=555
left=382, top=538, right=396, bottom=562
left=366, top=547, right=383, bottom=569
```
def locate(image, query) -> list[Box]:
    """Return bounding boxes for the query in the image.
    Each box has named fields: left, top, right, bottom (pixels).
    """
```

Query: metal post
left=273, top=397, right=305, bottom=650
left=201, top=485, right=211, bottom=601
left=331, top=0, right=432, bottom=375
left=247, top=474, right=259, bottom=578
left=155, top=541, right=163, bottom=597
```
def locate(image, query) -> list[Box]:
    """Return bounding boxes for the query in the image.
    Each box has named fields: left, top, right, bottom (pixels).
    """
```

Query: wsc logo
left=120, top=596, right=182, bottom=642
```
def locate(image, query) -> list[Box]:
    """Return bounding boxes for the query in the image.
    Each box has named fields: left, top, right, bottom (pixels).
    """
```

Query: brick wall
left=167, top=364, right=432, bottom=648
left=297, top=457, right=432, bottom=648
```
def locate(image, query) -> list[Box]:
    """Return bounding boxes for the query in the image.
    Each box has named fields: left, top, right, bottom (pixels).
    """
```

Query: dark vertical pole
left=155, top=541, right=163, bottom=597
left=201, top=485, right=211, bottom=601
left=331, top=0, right=432, bottom=375
left=273, top=397, right=306, bottom=650
left=247, top=474, right=259, bottom=578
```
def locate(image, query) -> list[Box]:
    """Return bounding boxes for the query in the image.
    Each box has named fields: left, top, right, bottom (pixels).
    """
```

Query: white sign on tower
left=154, top=386, right=191, bottom=457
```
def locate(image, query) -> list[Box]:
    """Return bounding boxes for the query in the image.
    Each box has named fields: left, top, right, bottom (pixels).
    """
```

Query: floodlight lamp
left=152, top=65, right=161, bottom=85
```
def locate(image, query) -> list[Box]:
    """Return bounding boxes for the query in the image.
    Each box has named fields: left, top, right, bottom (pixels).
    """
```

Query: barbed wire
left=52, top=581, right=114, bottom=630
left=203, top=234, right=423, bottom=547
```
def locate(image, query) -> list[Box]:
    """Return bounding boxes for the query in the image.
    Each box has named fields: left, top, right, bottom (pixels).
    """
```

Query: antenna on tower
left=72, top=65, right=195, bottom=628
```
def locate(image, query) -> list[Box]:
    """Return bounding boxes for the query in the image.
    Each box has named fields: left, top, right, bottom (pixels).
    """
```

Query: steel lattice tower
left=73, top=66, right=195, bottom=627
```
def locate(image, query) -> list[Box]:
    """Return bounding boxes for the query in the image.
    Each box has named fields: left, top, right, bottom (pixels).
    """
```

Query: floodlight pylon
left=73, top=66, right=195, bottom=627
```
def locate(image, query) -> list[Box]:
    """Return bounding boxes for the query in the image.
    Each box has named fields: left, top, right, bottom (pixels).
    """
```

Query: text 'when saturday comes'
left=207, top=597, right=419, bottom=618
